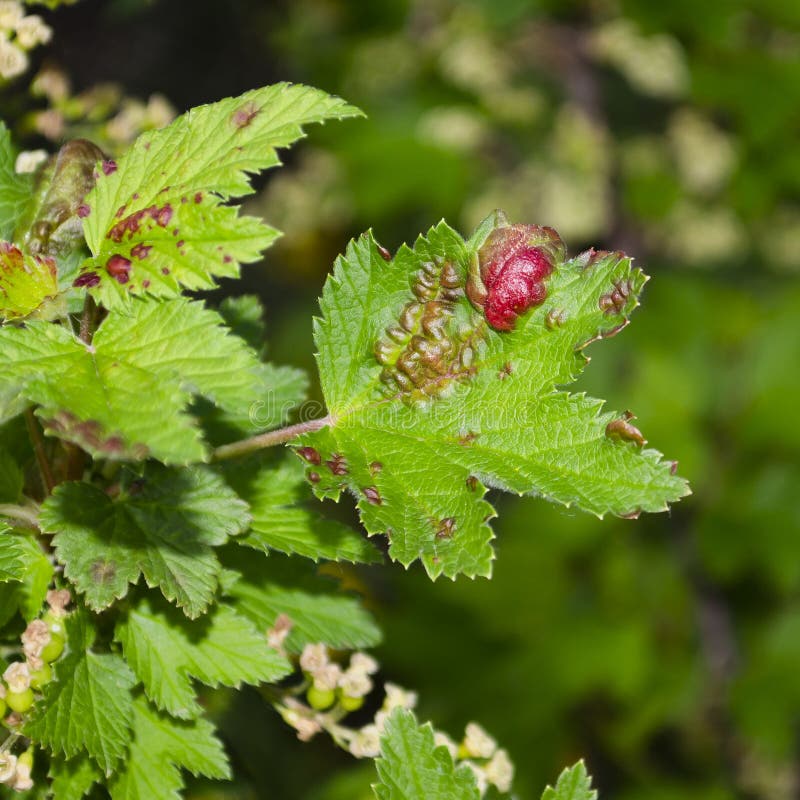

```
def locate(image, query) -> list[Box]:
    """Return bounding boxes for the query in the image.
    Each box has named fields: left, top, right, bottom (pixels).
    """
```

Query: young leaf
left=40, top=464, right=250, bottom=617
left=0, top=122, right=33, bottom=240
left=0, top=525, right=26, bottom=581
left=225, top=550, right=381, bottom=652
left=49, top=756, right=103, bottom=800
left=78, top=83, right=361, bottom=306
left=108, top=694, right=230, bottom=800
left=372, top=708, right=480, bottom=800
left=299, top=217, right=689, bottom=579
left=228, top=456, right=382, bottom=564
left=230, top=579, right=381, bottom=654
left=25, top=612, right=137, bottom=775
left=0, top=241, right=59, bottom=320
left=0, top=297, right=263, bottom=463
left=115, top=595, right=292, bottom=719
left=541, top=762, right=598, bottom=800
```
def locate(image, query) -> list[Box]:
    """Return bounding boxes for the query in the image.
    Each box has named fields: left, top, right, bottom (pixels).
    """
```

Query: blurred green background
left=5, top=0, right=800, bottom=797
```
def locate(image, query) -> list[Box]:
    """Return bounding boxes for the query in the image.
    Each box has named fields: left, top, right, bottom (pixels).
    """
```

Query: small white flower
left=266, top=613, right=292, bottom=651
left=299, top=642, right=328, bottom=674
left=338, top=668, right=372, bottom=698
left=349, top=723, right=381, bottom=758
left=280, top=706, right=322, bottom=742
left=312, top=662, right=341, bottom=692
left=4, top=661, right=30, bottom=694
left=349, top=652, right=379, bottom=675
left=382, top=682, right=417, bottom=711
left=0, top=39, right=28, bottom=80
left=434, top=731, right=459, bottom=759
left=46, top=589, right=71, bottom=616
left=12, top=761, right=33, bottom=791
left=0, top=753, right=17, bottom=784
left=485, top=748, right=514, bottom=793
left=463, top=722, right=497, bottom=759
left=14, top=15, right=52, bottom=49
left=21, top=618, right=51, bottom=657
left=145, top=94, right=175, bottom=128
left=0, top=1, right=23, bottom=31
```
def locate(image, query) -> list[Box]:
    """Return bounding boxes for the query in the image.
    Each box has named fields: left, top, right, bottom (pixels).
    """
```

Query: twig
left=212, top=416, right=332, bottom=461
left=0, top=504, right=39, bottom=528
left=24, top=408, right=55, bottom=495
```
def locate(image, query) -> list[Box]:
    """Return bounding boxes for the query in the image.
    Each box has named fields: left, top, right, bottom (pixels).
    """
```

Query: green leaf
left=40, top=464, right=249, bottom=617
left=0, top=241, right=59, bottom=320
left=0, top=297, right=263, bottom=464
left=115, top=595, right=291, bottom=719
left=218, top=295, right=267, bottom=352
left=229, top=569, right=381, bottom=654
left=199, top=362, right=309, bottom=446
left=229, top=456, right=381, bottom=564
left=25, top=612, right=136, bottom=775
left=0, top=525, right=26, bottom=582
left=301, top=218, right=689, bottom=579
left=0, top=449, right=23, bottom=502
left=78, top=83, right=361, bottom=306
left=0, top=122, right=33, bottom=240
left=108, top=695, right=229, bottom=800
left=372, top=708, right=480, bottom=800
left=541, top=762, right=598, bottom=800
left=16, top=532, right=54, bottom=621
left=49, top=756, right=103, bottom=800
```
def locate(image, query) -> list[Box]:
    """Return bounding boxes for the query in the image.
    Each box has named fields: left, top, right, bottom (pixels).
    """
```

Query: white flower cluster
left=0, top=1, right=51, bottom=81
left=275, top=643, right=514, bottom=795
left=0, top=752, right=32, bottom=793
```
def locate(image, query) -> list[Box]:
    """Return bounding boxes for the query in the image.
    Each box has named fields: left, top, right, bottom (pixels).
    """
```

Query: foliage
left=3, top=1, right=792, bottom=799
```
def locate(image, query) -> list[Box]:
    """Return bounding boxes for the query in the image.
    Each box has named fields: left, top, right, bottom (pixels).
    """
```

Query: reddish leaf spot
left=130, top=243, right=152, bottom=260
left=115, top=205, right=127, bottom=219
left=231, top=101, right=259, bottom=129
left=176, top=240, right=185, bottom=248
left=142, top=279, right=151, bottom=288
left=326, top=453, right=348, bottom=476
left=102, top=160, right=117, bottom=176
left=605, top=412, right=646, bottom=447
left=296, top=446, right=321, bottom=465
left=77, top=204, right=91, bottom=218
left=308, top=471, right=320, bottom=484
left=223, top=255, right=232, bottom=264
left=369, top=461, right=383, bottom=474
left=73, top=271, right=100, bottom=288
left=194, top=192, right=203, bottom=204
left=156, top=205, right=173, bottom=227
left=435, top=517, right=456, bottom=540
left=376, top=243, right=392, bottom=261
left=468, top=224, right=564, bottom=332
left=106, top=254, right=132, bottom=284
left=161, top=267, right=170, bottom=275
left=466, top=475, right=478, bottom=491
left=363, top=486, right=382, bottom=506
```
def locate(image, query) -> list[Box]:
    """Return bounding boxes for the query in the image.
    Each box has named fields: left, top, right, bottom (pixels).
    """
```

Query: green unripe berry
left=40, top=632, right=65, bottom=663
left=339, top=693, right=364, bottom=712
left=18, top=749, right=33, bottom=770
left=42, top=611, right=65, bottom=637
left=29, top=662, right=52, bottom=690
left=306, top=685, right=336, bottom=710
left=6, top=688, right=34, bottom=713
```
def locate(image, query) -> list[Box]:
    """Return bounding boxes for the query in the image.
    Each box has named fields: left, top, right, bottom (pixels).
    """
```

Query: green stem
left=212, top=416, right=331, bottom=462
left=24, top=408, right=54, bottom=495
left=0, top=504, right=39, bottom=528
